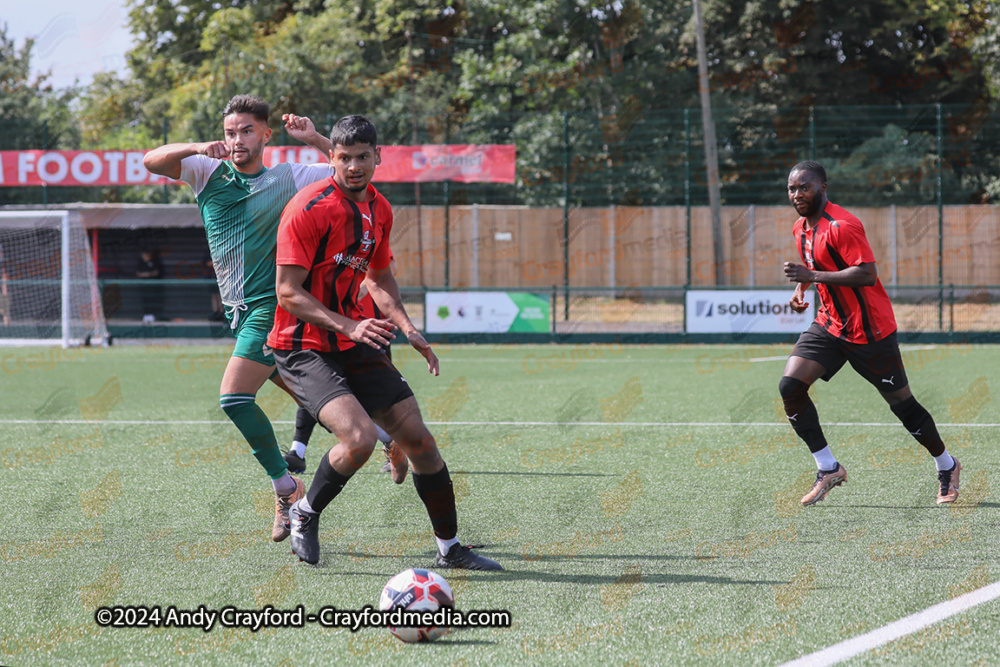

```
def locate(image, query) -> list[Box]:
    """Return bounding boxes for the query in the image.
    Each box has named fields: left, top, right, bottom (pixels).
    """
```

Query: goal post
left=0, top=210, right=110, bottom=347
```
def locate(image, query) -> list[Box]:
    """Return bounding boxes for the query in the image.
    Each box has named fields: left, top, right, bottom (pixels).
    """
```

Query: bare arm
left=789, top=282, right=812, bottom=313
left=143, top=142, right=229, bottom=180
left=276, top=264, right=396, bottom=349
left=283, top=115, right=333, bottom=156
left=365, top=266, right=416, bottom=335
left=367, top=265, right=439, bottom=375
left=784, top=261, right=877, bottom=287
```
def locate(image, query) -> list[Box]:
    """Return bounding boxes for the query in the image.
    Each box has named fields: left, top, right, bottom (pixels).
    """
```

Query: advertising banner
left=685, top=290, right=815, bottom=334
left=425, top=292, right=549, bottom=334
left=0, top=145, right=516, bottom=187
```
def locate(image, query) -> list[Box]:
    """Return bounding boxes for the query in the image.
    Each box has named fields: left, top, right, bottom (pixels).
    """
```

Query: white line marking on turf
left=750, top=345, right=937, bottom=364
left=430, top=354, right=704, bottom=365
left=2, top=419, right=998, bottom=427
left=778, top=581, right=1000, bottom=667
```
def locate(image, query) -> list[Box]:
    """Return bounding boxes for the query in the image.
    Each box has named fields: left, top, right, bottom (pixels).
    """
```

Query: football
left=378, top=568, right=455, bottom=643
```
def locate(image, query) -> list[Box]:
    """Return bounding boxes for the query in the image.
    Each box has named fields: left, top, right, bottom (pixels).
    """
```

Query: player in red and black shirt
left=285, top=252, right=408, bottom=482
left=779, top=161, right=960, bottom=506
left=267, top=115, right=501, bottom=570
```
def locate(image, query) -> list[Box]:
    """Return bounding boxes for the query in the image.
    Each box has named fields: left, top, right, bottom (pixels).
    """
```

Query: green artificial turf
left=0, top=342, right=997, bottom=666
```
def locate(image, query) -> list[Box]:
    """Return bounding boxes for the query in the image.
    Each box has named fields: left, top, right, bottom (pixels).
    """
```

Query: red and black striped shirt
left=267, top=178, right=393, bottom=352
left=793, top=201, right=896, bottom=344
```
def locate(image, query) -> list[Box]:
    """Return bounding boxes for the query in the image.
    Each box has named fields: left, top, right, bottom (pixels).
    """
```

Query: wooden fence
left=388, top=205, right=1000, bottom=289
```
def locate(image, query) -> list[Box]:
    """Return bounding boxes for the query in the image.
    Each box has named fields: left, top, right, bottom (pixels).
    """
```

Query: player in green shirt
left=143, top=95, right=335, bottom=542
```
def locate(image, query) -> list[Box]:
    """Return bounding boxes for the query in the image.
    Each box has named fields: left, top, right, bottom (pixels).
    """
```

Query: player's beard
left=231, top=143, right=261, bottom=168
left=795, top=197, right=820, bottom=218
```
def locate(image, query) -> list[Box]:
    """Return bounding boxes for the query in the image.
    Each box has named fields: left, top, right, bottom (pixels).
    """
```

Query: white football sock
left=291, top=441, right=307, bottom=458
left=273, top=473, right=297, bottom=496
left=436, top=537, right=459, bottom=556
left=376, top=425, right=392, bottom=445
left=934, top=451, right=955, bottom=472
left=812, top=447, right=838, bottom=471
left=297, top=495, right=315, bottom=514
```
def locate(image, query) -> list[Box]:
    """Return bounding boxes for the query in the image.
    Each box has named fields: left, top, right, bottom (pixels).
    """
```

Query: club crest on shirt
left=360, top=229, right=374, bottom=252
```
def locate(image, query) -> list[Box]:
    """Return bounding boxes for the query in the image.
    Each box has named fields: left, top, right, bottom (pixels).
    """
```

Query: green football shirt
left=179, top=155, right=335, bottom=312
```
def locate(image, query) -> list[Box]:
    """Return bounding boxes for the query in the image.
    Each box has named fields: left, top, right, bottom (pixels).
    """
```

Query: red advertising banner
left=268, top=145, right=516, bottom=184
left=0, top=145, right=516, bottom=187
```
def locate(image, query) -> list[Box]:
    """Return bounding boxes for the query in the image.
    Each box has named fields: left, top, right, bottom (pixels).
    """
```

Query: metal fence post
left=562, top=111, right=570, bottom=321
left=748, top=205, right=756, bottom=287
left=444, top=116, right=450, bottom=290
left=551, top=285, right=556, bottom=334
left=42, top=120, right=48, bottom=206
left=937, top=103, right=944, bottom=330
left=162, top=117, right=169, bottom=204
left=948, top=283, right=954, bottom=335
left=684, top=108, right=691, bottom=288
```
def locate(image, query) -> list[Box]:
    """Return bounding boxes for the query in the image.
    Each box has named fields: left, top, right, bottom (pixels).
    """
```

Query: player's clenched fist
left=784, top=261, right=813, bottom=284
left=198, top=141, right=230, bottom=160
left=283, top=114, right=317, bottom=141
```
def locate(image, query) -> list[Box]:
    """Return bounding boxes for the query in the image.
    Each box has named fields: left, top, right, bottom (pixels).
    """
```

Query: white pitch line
left=751, top=344, right=938, bottom=364
left=1, top=419, right=998, bottom=427
left=425, top=358, right=701, bottom=363
left=779, top=581, right=1000, bottom=667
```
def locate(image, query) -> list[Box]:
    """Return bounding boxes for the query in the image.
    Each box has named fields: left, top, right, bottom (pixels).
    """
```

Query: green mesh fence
left=2, top=103, right=997, bottom=208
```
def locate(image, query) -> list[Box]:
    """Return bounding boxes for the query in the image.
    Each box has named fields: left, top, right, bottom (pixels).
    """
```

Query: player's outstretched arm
left=143, top=142, right=229, bottom=180
left=282, top=115, right=333, bottom=157
left=366, top=266, right=439, bottom=375
left=276, top=265, right=396, bottom=349
left=784, top=261, right=877, bottom=288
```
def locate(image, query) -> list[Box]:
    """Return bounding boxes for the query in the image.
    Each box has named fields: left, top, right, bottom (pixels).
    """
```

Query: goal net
left=0, top=210, right=109, bottom=347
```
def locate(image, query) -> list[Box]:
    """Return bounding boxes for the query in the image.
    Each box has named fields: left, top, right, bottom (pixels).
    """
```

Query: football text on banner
left=0, top=145, right=516, bottom=187
left=425, top=292, right=549, bottom=334
left=685, top=290, right=815, bottom=334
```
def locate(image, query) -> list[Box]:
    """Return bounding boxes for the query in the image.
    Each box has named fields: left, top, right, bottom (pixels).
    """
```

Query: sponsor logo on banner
left=685, top=290, right=814, bottom=334
left=426, top=292, right=549, bottom=334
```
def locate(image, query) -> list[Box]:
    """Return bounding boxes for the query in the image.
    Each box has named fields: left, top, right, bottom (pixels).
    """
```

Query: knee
left=778, top=376, right=809, bottom=401
left=399, top=432, right=440, bottom=466
left=341, top=421, right=378, bottom=457
left=883, top=387, right=912, bottom=407
left=889, top=394, right=918, bottom=416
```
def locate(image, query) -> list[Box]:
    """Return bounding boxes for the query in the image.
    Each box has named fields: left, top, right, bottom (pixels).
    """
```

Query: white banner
left=425, top=292, right=549, bottom=334
left=685, top=290, right=815, bottom=334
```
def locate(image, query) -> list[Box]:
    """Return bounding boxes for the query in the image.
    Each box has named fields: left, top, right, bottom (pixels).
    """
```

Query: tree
left=828, top=124, right=961, bottom=205
left=0, top=24, right=78, bottom=149
left=0, top=23, right=81, bottom=204
left=970, top=1, right=1000, bottom=201
left=10, top=1, right=1000, bottom=206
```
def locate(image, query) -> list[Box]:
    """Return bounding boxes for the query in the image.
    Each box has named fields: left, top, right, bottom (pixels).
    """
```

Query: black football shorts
left=791, top=322, right=909, bottom=391
left=273, top=344, right=413, bottom=428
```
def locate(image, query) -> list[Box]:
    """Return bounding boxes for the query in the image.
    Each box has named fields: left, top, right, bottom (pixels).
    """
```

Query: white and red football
left=378, top=568, right=455, bottom=643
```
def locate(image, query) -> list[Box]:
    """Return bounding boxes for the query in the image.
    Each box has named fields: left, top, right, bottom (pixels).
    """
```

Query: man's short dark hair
left=222, top=95, right=270, bottom=122
left=329, top=115, right=378, bottom=148
left=790, top=160, right=827, bottom=183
